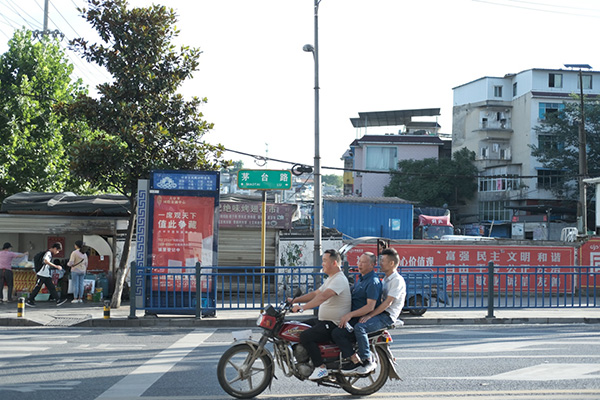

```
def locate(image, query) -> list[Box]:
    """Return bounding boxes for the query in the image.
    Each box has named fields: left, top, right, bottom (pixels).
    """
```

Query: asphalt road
left=0, top=324, right=599, bottom=400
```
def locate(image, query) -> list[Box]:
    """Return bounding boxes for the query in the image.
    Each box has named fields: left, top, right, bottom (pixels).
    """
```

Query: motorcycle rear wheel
left=217, top=343, right=274, bottom=399
left=336, top=346, right=390, bottom=395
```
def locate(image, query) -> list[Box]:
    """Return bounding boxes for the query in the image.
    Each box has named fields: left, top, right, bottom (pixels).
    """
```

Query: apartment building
left=345, top=109, right=447, bottom=198
left=452, top=67, right=599, bottom=238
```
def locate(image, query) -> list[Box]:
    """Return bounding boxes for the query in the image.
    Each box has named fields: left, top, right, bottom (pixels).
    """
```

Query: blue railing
left=130, top=263, right=599, bottom=316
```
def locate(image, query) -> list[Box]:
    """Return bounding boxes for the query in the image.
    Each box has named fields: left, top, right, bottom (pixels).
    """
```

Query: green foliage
left=0, top=29, right=88, bottom=199
left=531, top=98, right=600, bottom=198
left=60, top=0, right=231, bottom=198
left=383, top=148, right=478, bottom=207
left=58, top=0, right=232, bottom=305
left=322, top=174, right=343, bottom=188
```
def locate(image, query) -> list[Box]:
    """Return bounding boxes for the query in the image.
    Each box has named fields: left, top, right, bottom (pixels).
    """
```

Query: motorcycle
left=217, top=289, right=401, bottom=398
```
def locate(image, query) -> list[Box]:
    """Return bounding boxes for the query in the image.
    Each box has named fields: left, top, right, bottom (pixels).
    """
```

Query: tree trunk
left=110, top=196, right=137, bottom=309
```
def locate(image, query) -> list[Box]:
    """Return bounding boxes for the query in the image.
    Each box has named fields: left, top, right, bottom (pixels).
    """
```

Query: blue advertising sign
left=151, top=170, right=218, bottom=192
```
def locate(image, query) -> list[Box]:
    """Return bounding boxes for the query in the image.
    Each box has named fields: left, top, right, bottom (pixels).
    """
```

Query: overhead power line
left=223, top=147, right=585, bottom=180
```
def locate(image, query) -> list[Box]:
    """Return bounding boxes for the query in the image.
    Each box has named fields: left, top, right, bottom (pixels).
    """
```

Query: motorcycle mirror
left=293, top=287, right=302, bottom=299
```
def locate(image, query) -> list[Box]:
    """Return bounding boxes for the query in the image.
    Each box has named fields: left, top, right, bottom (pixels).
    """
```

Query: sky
left=2, top=0, right=600, bottom=175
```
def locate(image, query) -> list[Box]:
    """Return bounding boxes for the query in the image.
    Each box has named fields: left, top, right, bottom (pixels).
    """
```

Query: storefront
left=0, top=192, right=131, bottom=301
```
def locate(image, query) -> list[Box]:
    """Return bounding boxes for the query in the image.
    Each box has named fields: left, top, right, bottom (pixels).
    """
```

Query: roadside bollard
left=103, top=300, right=110, bottom=319
left=17, top=297, right=24, bottom=318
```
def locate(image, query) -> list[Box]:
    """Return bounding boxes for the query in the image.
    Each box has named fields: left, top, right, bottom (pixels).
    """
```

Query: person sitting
left=290, top=249, right=351, bottom=380
left=331, top=252, right=382, bottom=374
left=344, top=247, right=406, bottom=375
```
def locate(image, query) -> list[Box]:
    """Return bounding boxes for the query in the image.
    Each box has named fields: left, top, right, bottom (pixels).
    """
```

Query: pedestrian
left=0, top=242, right=28, bottom=302
left=289, top=249, right=351, bottom=380
left=67, top=240, right=88, bottom=303
left=26, top=242, right=68, bottom=307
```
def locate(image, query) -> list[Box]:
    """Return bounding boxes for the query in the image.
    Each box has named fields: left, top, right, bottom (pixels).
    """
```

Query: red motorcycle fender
left=377, top=344, right=402, bottom=381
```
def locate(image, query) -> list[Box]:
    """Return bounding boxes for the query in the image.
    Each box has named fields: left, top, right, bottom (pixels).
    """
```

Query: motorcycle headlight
left=256, top=313, right=277, bottom=329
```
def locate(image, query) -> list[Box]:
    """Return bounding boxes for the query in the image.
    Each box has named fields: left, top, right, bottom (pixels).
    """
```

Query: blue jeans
left=354, top=312, right=393, bottom=361
left=71, top=271, right=85, bottom=299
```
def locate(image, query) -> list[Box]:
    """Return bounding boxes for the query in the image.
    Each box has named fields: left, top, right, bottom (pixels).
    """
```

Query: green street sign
left=237, top=169, right=292, bottom=190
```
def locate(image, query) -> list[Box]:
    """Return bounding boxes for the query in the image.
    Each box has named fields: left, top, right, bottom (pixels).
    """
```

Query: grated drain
left=45, top=315, right=93, bottom=326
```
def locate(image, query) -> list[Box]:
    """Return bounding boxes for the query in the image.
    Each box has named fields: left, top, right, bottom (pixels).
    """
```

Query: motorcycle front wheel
left=217, top=343, right=274, bottom=399
left=336, top=346, right=390, bottom=395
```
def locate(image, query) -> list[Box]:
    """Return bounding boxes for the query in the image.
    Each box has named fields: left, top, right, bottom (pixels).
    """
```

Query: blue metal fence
left=130, top=263, right=599, bottom=316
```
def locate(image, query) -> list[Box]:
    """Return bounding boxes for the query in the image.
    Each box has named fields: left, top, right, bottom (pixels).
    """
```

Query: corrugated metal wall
left=217, top=228, right=277, bottom=266
left=324, top=201, right=413, bottom=239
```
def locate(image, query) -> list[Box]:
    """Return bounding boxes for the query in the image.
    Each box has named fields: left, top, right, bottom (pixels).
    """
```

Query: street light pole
left=304, top=0, right=322, bottom=268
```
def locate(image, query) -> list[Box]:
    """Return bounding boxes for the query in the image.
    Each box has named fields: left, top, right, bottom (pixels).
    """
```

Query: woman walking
left=68, top=240, right=88, bottom=303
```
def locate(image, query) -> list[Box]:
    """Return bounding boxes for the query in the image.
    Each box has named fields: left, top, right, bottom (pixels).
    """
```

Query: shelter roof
left=1, top=192, right=131, bottom=216
left=350, top=108, right=440, bottom=128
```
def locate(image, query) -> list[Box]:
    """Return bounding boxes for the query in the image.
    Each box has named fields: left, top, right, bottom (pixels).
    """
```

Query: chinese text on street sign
left=237, top=169, right=292, bottom=190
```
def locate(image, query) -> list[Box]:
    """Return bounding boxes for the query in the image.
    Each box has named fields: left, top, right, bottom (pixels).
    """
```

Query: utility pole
left=565, top=64, right=592, bottom=236
left=578, top=70, right=588, bottom=236
left=33, top=0, right=63, bottom=39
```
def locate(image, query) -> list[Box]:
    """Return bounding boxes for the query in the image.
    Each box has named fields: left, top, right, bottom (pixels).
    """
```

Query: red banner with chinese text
left=346, top=243, right=576, bottom=292
left=151, top=195, right=215, bottom=291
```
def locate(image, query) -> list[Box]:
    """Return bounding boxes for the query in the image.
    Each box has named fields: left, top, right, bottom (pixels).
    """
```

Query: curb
left=73, top=316, right=600, bottom=328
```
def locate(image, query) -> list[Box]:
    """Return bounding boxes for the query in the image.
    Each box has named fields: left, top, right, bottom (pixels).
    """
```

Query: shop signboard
left=219, top=202, right=297, bottom=229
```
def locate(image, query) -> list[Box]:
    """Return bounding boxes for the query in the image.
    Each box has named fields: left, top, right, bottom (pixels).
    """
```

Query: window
left=538, top=134, right=564, bottom=151
left=512, top=82, right=517, bottom=97
left=577, top=74, right=593, bottom=89
left=538, top=102, right=564, bottom=120
left=548, top=73, right=563, bottom=88
left=479, top=201, right=512, bottom=221
left=365, top=146, right=397, bottom=171
left=494, top=86, right=503, bottom=97
left=537, top=169, right=564, bottom=189
left=478, top=175, right=518, bottom=192
left=481, top=118, right=488, bottom=129
left=480, top=147, right=488, bottom=159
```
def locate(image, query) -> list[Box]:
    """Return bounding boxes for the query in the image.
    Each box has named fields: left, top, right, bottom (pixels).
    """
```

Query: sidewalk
left=0, top=300, right=599, bottom=328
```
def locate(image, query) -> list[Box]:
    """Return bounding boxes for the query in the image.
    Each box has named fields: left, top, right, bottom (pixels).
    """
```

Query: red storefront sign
left=218, top=202, right=297, bottom=229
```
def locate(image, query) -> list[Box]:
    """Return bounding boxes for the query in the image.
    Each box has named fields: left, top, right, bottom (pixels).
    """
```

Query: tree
left=322, top=174, right=343, bottom=189
left=383, top=148, right=478, bottom=207
left=531, top=98, right=600, bottom=198
left=59, top=0, right=230, bottom=307
left=0, top=29, right=88, bottom=200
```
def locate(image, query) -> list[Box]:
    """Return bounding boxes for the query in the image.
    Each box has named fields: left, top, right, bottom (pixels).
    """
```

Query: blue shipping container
left=323, top=199, right=413, bottom=239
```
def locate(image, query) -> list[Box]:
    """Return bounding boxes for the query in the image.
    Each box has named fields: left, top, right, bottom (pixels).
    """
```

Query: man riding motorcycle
left=289, top=249, right=351, bottom=380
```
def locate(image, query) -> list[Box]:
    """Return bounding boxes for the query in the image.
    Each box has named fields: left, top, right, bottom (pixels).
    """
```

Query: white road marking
left=490, top=363, right=600, bottom=381
left=0, top=381, right=81, bottom=393
left=96, top=329, right=214, bottom=400
left=428, top=363, right=600, bottom=381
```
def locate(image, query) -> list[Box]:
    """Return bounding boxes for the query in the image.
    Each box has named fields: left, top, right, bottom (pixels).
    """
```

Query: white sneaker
left=356, top=359, right=376, bottom=375
left=71, top=299, right=78, bottom=303
left=308, top=366, right=328, bottom=380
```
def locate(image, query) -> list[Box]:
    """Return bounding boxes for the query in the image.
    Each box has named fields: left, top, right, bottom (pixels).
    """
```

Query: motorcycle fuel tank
left=278, top=321, right=311, bottom=342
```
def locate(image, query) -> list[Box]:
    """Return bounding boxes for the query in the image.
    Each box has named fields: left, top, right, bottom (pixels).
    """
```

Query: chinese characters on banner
left=218, top=202, right=297, bottom=229
left=347, top=244, right=576, bottom=292
left=151, top=195, right=215, bottom=291
left=578, top=237, right=600, bottom=291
